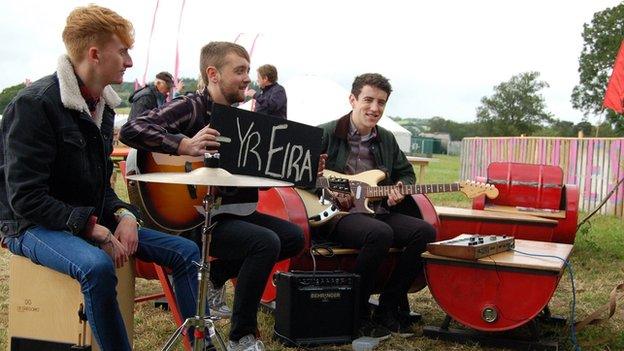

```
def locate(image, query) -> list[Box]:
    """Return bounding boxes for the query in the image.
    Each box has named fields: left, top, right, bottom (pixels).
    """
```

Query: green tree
left=0, top=83, right=26, bottom=114
left=595, top=120, right=618, bottom=137
left=111, top=82, right=135, bottom=108
left=180, top=77, right=198, bottom=93
left=476, top=72, right=553, bottom=136
left=534, top=120, right=576, bottom=137
left=574, top=121, right=594, bottom=136
left=428, top=116, right=483, bottom=140
left=571, top=4, right=624, bottom=132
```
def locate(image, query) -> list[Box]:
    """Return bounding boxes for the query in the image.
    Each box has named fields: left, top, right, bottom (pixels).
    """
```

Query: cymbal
left=127, top=167, right=294, bottom=187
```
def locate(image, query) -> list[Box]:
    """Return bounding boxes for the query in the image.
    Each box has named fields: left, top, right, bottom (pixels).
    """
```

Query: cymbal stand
left=162, top=153, right=226, bottom=351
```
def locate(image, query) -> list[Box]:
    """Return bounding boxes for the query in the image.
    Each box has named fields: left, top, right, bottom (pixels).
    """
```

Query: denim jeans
left=209, top=211, right=304, bottom=342
left=5, top=226, right=200, bottom=351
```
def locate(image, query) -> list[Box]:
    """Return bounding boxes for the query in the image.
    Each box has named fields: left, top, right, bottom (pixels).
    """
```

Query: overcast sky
left=0, top=0, right=621, bottom=123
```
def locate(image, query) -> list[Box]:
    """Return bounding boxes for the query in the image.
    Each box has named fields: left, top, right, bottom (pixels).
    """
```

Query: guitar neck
left=365, top=183, right=460, bottom=198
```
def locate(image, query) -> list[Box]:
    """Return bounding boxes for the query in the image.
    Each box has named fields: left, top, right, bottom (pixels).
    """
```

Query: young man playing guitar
left=120, top=42, right=304, bottom=351
left=319, top=73, right=436, bottom=339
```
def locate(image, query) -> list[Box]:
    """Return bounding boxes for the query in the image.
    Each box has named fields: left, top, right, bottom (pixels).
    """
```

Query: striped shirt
left=121, top=89, right=212, bottom=155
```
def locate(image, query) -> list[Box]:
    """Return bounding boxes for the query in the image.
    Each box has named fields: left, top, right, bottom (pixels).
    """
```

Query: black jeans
left=331, top=212, right=436, bottom=318
left=209, top=211, right=304, bottom=341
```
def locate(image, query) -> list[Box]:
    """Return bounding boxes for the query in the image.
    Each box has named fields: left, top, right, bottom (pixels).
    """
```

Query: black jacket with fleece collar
left=0, top=55, right=139, bottom=239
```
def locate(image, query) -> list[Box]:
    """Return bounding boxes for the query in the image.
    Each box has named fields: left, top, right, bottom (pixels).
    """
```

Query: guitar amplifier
left=274, top=271, right=360, bottom=346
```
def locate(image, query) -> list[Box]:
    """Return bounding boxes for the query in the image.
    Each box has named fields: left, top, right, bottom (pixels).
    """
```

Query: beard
left=220, top=81, right=245, bottom=105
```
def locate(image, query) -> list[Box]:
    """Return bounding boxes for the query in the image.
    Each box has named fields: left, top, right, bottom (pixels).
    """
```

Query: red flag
left=603, top=40, right=624, bottom=113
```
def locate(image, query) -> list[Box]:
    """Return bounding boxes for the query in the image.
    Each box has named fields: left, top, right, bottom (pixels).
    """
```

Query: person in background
left=318, top=73, right=436, bottom=340
left=128, top=71, right=181, bottom=120
left=0, top=5, right=201, bottom=351
left=245, top=64, right=287, bottom=119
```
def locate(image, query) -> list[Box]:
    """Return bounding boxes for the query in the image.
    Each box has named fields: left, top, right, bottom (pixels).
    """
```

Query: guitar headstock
left=458, top=180, right=499, bottom=199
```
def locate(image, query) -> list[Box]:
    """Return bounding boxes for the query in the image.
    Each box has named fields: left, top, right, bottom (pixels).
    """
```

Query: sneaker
left=207, top=284, right=232, bottom=318
left=227, top=334, right=265, bottom=351
left=398, top=309, right=422, bottom=325
left=373, top=308, right=414, bottom=337
left=358, top=318, right=391, bottom=341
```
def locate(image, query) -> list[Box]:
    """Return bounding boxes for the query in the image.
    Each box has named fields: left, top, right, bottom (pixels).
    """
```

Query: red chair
left=423, top=163, right=578, bottom=345
left=256, top=188, right=441, bottom=305
left=472, top=162, right=579, bottom=244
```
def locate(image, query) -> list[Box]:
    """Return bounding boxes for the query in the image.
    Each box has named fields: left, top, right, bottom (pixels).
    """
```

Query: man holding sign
left=120, top=42, right=304, bottom=351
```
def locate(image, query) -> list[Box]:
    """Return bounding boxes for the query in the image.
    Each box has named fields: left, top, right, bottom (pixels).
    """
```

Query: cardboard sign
left=210, top=104, right=323, bottom=187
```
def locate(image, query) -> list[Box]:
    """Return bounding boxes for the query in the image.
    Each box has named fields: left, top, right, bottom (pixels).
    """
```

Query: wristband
left=98, top=231, right=113, bottom=246
left=114, top=208, right=136, bottom=222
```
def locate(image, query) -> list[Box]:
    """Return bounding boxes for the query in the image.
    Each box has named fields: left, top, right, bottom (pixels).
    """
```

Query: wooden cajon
left=8, top=254, right=135, bottom=350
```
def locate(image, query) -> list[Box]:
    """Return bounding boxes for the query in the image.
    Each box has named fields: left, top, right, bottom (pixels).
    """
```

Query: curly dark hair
left=351, top=73, right=392, bottom=98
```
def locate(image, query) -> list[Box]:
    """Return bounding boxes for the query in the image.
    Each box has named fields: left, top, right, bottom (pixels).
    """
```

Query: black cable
left=273, top=327, right=317, bottom=351
left=309, top=243, right=336, bottom=274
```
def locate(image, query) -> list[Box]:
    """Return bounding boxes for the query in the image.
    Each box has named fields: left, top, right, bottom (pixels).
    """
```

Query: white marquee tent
left=283, top=75, right=412, bottom=152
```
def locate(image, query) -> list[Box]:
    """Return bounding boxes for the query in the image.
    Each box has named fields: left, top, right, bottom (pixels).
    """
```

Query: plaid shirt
left=120, top=88, right=212, bottom=154
left=345, top=119, right=378, bottom=175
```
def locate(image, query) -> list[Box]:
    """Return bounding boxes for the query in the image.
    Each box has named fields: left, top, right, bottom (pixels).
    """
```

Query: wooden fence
left=460, top=137, right=624, bottom=217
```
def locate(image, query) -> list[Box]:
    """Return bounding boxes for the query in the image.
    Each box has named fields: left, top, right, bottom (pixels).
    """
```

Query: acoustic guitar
left=128, top=150, right=265, bottom=232
left=126, top=150, right=209, bottom=232
left=296, top=169, right=499, bottom=226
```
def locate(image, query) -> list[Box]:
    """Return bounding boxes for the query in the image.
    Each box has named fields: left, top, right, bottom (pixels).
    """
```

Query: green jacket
left=319, top=113, right=415, bottom=186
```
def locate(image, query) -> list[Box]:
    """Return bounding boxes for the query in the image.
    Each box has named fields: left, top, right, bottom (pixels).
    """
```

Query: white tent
left=283, top=75, right=412, bottom=152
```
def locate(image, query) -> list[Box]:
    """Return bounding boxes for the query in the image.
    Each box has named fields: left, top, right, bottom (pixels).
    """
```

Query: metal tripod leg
left=161, top=318, right=192, bottom=350
left=160, top=189, right=227, bottom=351
left=161, top=315, right=223, bottom=351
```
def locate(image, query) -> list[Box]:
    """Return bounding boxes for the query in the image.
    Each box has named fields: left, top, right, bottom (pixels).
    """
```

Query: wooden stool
left=8, top=254, right=135, bottom=350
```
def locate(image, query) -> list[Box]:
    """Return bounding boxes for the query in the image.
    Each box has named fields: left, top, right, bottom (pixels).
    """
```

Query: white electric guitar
left=296, top=169, right=499, bottom=226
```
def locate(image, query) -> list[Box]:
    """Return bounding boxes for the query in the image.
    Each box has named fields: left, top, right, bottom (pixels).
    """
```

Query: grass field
left=1, top=155, right=623, bottom=350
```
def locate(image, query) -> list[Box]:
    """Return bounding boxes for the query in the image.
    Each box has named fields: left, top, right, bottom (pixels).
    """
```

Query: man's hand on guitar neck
left=177, top=125, right=221, bottom=156
left=387, top=181, right=405, bottom=207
